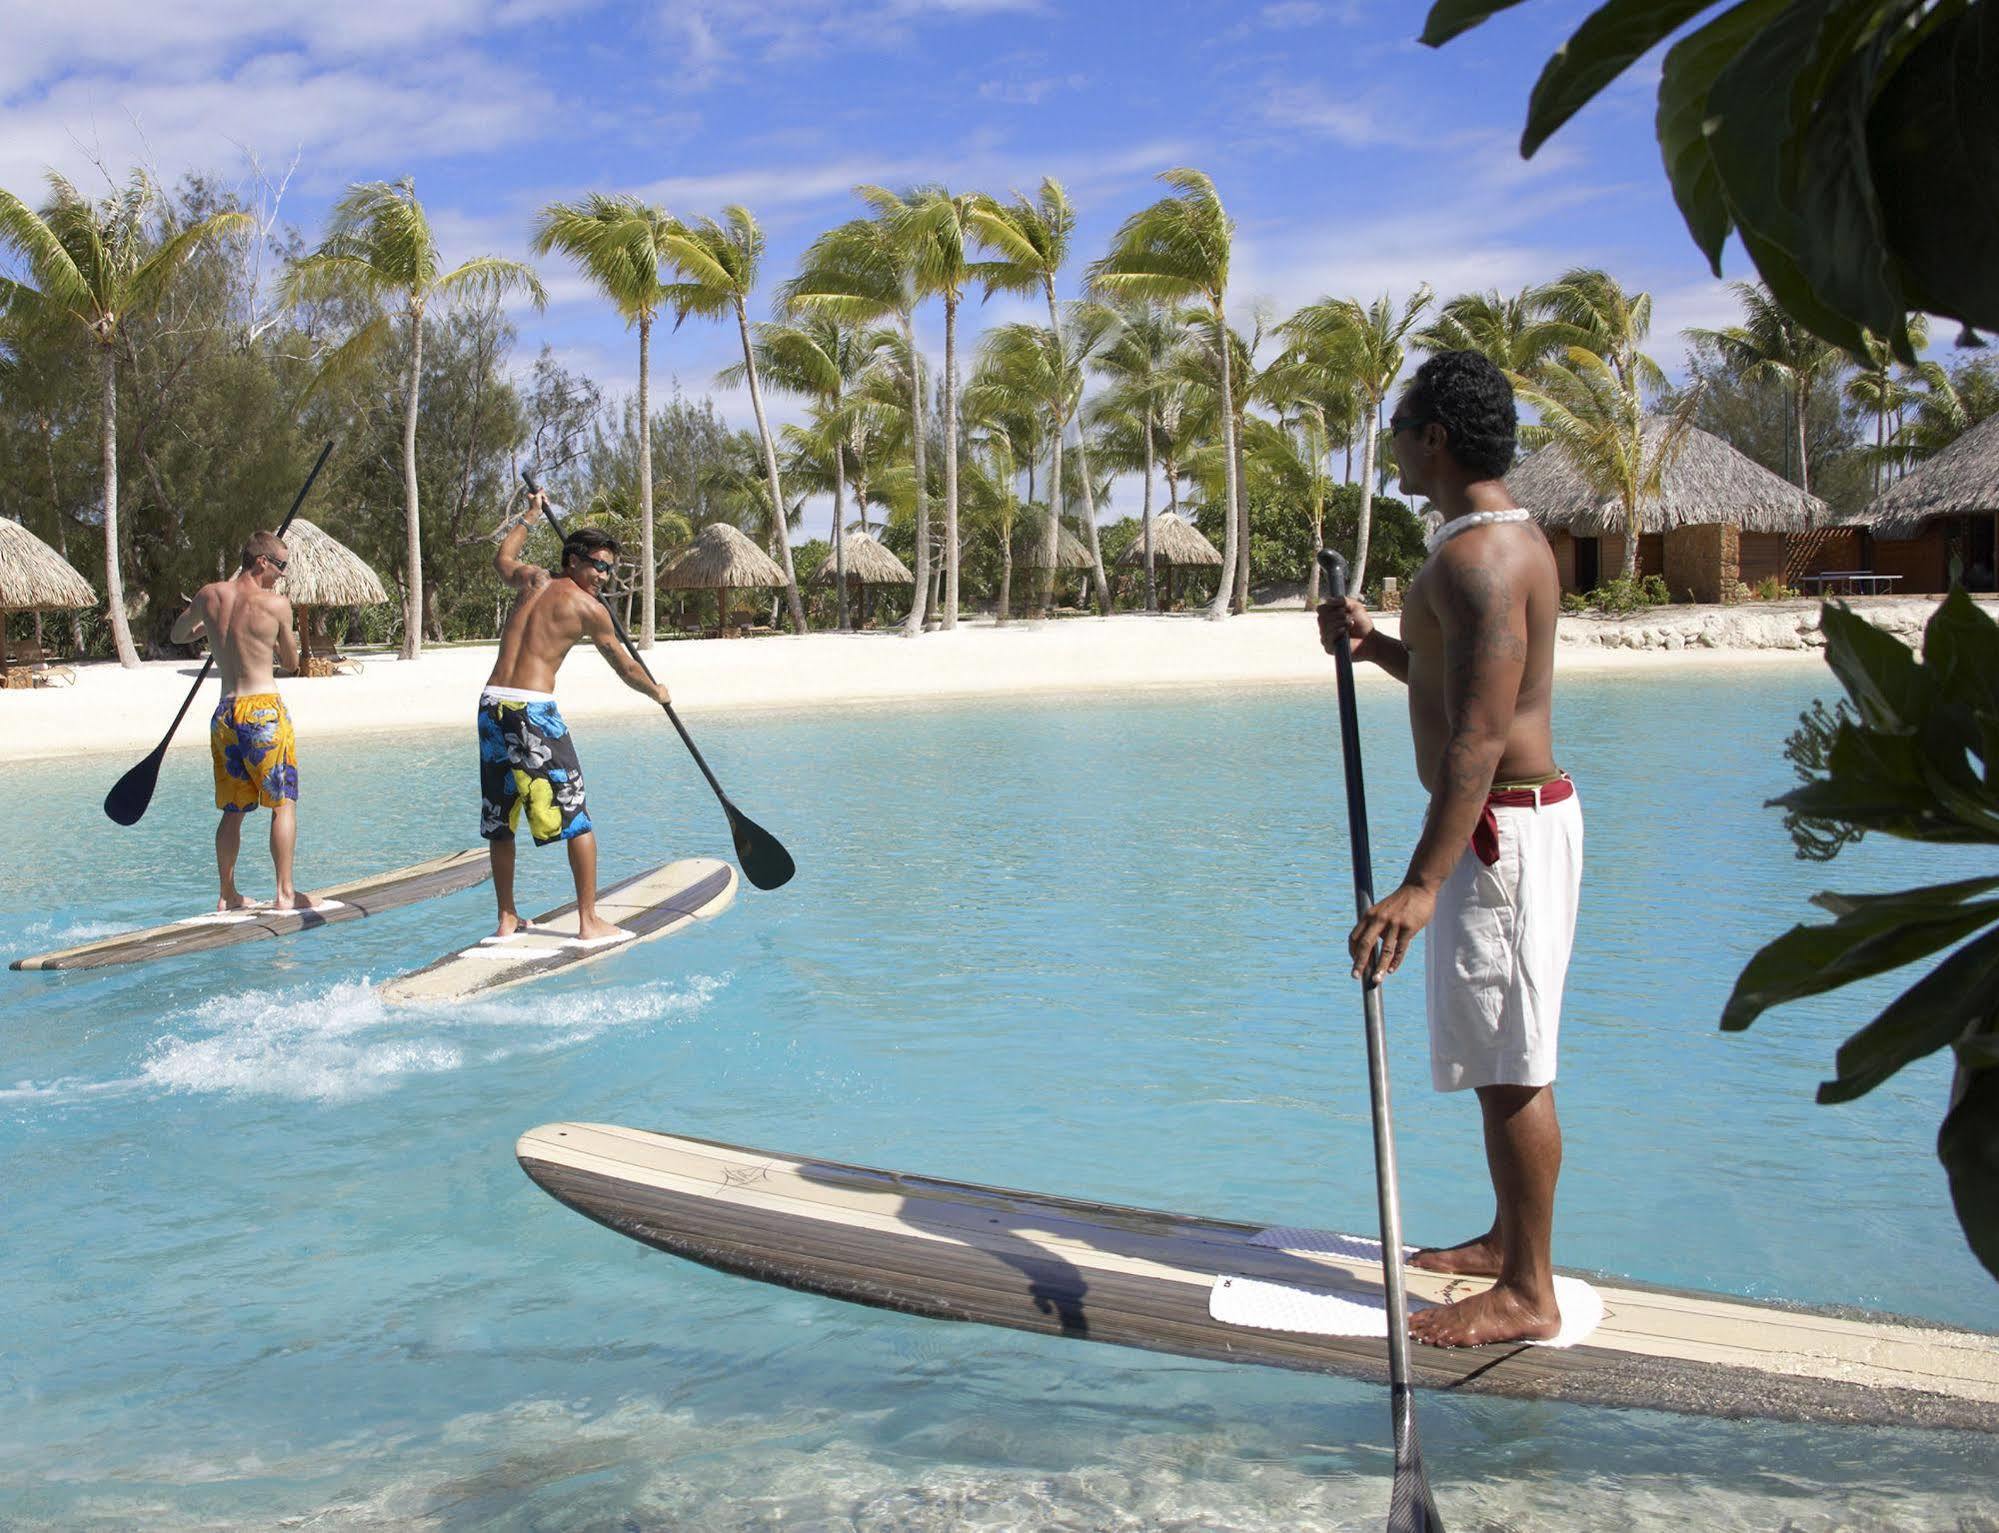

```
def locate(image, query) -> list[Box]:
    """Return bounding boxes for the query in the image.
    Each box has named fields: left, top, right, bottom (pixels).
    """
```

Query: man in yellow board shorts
left=174, top=531, right=314, bottom=911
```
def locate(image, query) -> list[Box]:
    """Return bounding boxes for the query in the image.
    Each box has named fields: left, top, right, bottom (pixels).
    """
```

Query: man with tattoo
left=1317, top=350, right=1581, bottom=1348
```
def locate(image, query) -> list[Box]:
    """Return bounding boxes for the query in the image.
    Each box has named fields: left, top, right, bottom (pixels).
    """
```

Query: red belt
left=1472, top=774, right=1574, bottom=866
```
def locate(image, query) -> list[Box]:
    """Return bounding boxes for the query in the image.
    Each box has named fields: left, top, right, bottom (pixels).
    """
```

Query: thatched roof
left=810, top=532, right=913, bottom=585
left=1511, top=419, right=1826, bottom=534
left=1019, top=524, right=1094, bottom=570
left=1865, top=413, right=1999, bottom=537
left=660, top=522, right=788, bottom=589
left=275, top=518, right=389, bottom=608
left=0, top=516, right=96, bottom=612
left=1116, top=510, right=1222, bottom=568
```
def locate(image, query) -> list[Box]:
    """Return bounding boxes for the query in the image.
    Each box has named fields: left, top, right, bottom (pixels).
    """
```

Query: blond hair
left=241, top=530, right=288, bottom=570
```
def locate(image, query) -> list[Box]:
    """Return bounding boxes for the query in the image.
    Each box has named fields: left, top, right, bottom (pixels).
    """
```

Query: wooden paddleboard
left=380, top=858, right=736, bottom=1004
left=10, top=850, right=491, bottom=973
left=516, top=1123, right=1999, bottom=1433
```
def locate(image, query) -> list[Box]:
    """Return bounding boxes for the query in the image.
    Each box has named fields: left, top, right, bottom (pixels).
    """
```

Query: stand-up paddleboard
left=380, top=858, right=736, bottom=1004
left=517, top=1124, right=1999, bottom=1433
left=11, top=850, right=491, bottom=973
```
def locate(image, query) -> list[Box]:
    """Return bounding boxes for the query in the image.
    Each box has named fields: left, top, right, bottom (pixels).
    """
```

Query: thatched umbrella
left=1511, top=419, right=1826, bottom=534
left=0, top=517, right=96, bottom=686
left=809, top=533, right=912, bottom=628
left=1014, top=523, right=1095, bottom=614
left=661, top=522, right=789, bottom=635
left=1864, top=412, right=1999, bottom=537
left=275, top=518, right=389, bottom=674
left=1115, top=510, right=1221, bottom=609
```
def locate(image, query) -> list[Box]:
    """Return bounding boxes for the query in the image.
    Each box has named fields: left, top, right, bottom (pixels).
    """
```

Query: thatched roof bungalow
left=0, top=516, right=95, bottom=684
left=1856, top=413, right=1999, bottom=593
left=1019, top=523, right=1094, bottom=571
left=1116, top=510, right=1222, bottom=608
left=810, top=532, right=912, bottom=628
left=662, top=523, right=789, bottom=635
left=275, top=518, right=389, bottom=673
left=1511, top=420, right=1827, bottom=601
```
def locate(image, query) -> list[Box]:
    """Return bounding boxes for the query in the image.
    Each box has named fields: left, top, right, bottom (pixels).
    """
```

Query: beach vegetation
left=282, top=178, right=545, bottom=661
left=0, top=171, right=250, bottom=667
left=530, top=194, right=674, bottom=648
left=1726, top=591, right=1999, bottom=1282
left=1421, top=1, right=1996, bottom=357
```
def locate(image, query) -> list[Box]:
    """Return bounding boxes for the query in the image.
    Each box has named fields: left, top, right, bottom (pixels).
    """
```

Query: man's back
left=488, top=571, right=590, bottom=693
left=194, top=575, right=289, bottom=696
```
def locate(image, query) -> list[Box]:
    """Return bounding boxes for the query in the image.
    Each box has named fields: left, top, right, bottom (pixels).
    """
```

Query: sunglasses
left=264, top=555, right=288, bottom=573
left=584, top=557, right=616, bottom=576
left=1389, top=413, right=1432, bottom=435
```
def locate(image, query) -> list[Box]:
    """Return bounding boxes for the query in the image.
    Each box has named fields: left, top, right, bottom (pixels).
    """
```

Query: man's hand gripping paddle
left=519, top=467, right=795, bottom=892
left=103, top=440, right=336, bottom=827
left=1320, top=547, right=1445, bottom=1533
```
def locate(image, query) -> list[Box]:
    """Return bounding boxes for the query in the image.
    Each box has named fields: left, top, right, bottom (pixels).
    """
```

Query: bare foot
left=493, top=911, right=526, bottom=939
left=216, top=892, right=251, bottom=912
left=1409, top=1280, right=1561, bottom=1348
left=1409, top=1228, right=1504, bottom=1278
left=575, top=913, right=624, bottom=941
left=269, top=892, right=316, bottom=912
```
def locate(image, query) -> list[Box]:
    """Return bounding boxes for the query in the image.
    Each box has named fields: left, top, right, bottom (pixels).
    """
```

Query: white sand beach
left=0, top=602, right=1905, bottom=766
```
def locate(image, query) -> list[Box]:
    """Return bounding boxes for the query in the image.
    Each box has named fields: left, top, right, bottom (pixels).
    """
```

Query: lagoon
left=2, top=667, right=1995, bottom=1530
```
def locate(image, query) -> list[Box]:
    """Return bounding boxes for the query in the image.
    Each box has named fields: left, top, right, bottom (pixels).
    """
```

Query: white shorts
left=1425, top=787, right=1583, bottom=1092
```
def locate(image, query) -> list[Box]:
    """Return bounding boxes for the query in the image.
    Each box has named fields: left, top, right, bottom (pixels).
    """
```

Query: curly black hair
left=1402, top=350, right=1517, bottom=479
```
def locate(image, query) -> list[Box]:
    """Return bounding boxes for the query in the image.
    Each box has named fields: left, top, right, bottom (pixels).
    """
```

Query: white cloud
left=1259, top=82, right=1397, bottom=146
left=977, top=73, right=1088, bottom=106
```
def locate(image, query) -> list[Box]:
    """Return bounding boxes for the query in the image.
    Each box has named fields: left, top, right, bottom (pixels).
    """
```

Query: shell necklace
left=1426, top=507, right=1532, bottom=554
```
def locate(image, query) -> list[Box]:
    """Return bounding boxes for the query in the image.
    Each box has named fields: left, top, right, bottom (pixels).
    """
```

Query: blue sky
left=2, top=0, right=1749, bottom=536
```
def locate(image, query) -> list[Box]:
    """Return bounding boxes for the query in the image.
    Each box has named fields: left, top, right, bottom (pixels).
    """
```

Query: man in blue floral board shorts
left=479, top=493, right=671, bottom=941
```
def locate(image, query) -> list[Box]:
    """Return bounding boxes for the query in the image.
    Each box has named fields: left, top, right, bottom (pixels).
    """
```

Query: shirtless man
left=174, top=531, right=313, bottom=912
left=481, top=494, right=669, bottom=941
left=1317, top=350, right=1582, bottom=1348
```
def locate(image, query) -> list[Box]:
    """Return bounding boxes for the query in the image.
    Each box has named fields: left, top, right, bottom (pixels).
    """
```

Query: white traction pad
left=1210, top=1227, right=1605, bottom=1348
left=171, top=899, right=347, bottom=927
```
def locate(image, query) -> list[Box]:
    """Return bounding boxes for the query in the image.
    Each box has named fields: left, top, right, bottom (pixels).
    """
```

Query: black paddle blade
left=727, top=806, right=796, bottom=891
left=1388, top=1388, right=1445, bottom=1532
left=103, top=743, right=167, bottom=827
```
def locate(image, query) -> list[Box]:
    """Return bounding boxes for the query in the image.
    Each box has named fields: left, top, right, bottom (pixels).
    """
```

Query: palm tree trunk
left=1307, top=412, right=1325, bottom=608
left=902, top=313, right=930, bottom=635
left=998, top=535, right=1013, bottom=627
left=942, top=293, right=960, bottom=629
left=399, top=304, right=426, bottom=662
left=638, top=311, right=655, bottom=649
left=1207, top=300, right=1241, bottom=621
left=1796, top=378, right=1813, bottom=507
left=738, top=301, right=806, bottom=633
left=1233, top=419, right=1250, bottom=612
left=1141, top=409, right=1158, bottom=612
left=833, top=441, right=850, bottom=632
left=1040, top=410, right=1063, bottom=618
left=1353, top=392, right=1378, bottom=594
left=100, top=342, right=139, bottom=668
left=1622, top=494, right=1641, bottom=579
left=1072, top=432, right=1112, bottom=617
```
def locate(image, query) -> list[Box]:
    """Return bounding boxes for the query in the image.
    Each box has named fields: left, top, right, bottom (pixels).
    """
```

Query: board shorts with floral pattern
left=477, top=687, right=592, bottom=846
left=211, top=693, right=298, bottom=813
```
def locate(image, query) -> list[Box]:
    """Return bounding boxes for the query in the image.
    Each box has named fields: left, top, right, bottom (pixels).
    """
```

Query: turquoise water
left=3, top=666, right=1996, bottom=1531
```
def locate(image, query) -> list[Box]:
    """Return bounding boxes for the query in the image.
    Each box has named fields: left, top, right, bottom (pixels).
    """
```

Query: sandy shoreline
left=0, top=609, right=1844, bottom=766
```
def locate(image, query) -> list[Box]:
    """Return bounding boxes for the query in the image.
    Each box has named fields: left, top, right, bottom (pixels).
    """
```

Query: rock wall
left=1557, top=596, right=1994, bottom=652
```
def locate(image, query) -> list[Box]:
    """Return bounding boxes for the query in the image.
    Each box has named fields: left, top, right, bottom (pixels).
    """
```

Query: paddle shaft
left=104, top=440, right=335, bottom=825
left=1320, top=548, right=1441, bottom=1532
left=517, top=471, right=748, bottom=814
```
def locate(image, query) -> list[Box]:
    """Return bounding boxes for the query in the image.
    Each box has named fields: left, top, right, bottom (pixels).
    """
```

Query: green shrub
left=1575, top=575, right=1672, bottom=614
left=1751, top=575, right=1799, bottom=601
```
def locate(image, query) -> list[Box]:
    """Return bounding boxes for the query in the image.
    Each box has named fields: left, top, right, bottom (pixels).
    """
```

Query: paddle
left=1319, top=547, right=1445, bottom=1533
left=103, top=440, right=336, bottom=827
left=518, top=467, right=795, bottom=892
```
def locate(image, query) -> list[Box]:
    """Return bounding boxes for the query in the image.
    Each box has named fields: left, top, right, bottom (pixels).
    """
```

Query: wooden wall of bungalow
left=1847, top=415, right=1999, bottom=594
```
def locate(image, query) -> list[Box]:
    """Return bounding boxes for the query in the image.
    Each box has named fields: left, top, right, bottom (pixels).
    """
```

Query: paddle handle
left=517, top=469, right=730, bottom=803
left=1319, top=547, right=1424, bottom=1416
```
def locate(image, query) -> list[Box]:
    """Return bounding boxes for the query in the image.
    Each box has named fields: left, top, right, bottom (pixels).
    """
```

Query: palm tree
left=862, top=185, right=980, bottom=628
left=659, top=206, right=805, bottom=631
left=530, top=195, right=673, bottom=646
left=1090, top=169, right=1240, bottom=620
left=1846, top=319, right=1928, bottom=495
left=1083, top=297, right=1180, bottom=611
left=1523, top=347, right=1696, bottom=580
left=723, top=312, right=890, bottom=630
left=969, top=178, right=1111, bottom=616
left=965, top=323, right=1071, bottom=612
left=0, top=171, right=249, bottom=666
left=284, top=179, right=544, bottom=659
left=1690, top=281, right=1848, bottom=501
left=1888, top=358, right=1999, bottom=467
left=1415, top=286, right=1571, bottom=382
left=1277, top=285, right=1431, bottom=592
left=788, top=217, right=931, bottom=634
